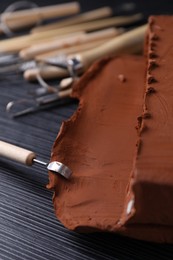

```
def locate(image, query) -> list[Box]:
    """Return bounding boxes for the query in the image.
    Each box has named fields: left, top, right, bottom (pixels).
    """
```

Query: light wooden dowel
left=72, top=24, right=147, bottom=69
left=0, top=2, right=80, bottom=32
left=59, top=78, right=74, bottom=89
left=24, top=66, right=69, bottom=81
left=0, top=31, right=86, bottom=53
left=0, top=140, right=36, bottom=166
left=32, top=6, right=112, bottom=33
left=30, top=13, right=142, bottom=40
left=20, top=28, right=122, bottom=60
left=19, top=31, right=86, bottom=60
left=35, top=39, right=109, bottom=61
left=59, top=88, right=72, bottom=98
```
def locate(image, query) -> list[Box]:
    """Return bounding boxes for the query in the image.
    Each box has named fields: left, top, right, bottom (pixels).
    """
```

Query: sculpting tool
left=0, top=28, right=118, bottom=75
left=31, top=3, right=136, bottom=33
left=0, top=140, right=72, bottom=179
left=6, top=87, right=72, bottom=117
left=0, top=13, right=142, bottom=53
left=0, top=40, right=107, bottom=76
left=48, top=24, right=147, bottom=77
left=31, top=6, right=113, bottom=33
left=20, top=27, right=121, bottom=60
left=0, top=2, right=80, bottom=34
left=22, top=39, right=110, bottom=81
left=0, top=31, right=85, bottom=66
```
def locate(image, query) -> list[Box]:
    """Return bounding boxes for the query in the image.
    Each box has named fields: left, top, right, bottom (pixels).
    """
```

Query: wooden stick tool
left=31, top=6, right=113, bottom=33
left=0, top=2, right=80, bottom=34
left=20, top=27, right=122, bottom=60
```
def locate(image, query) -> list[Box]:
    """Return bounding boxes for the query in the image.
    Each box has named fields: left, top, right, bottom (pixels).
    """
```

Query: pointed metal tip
left=33, top=158, right=48, bottom=167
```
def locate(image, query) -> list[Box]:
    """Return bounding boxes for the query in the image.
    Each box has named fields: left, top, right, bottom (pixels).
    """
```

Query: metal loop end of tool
left=6, top=99, right=36, bottom=118
left=64, top=57, right=83, bottom=90
left=66, top=59, right=77, bottom=79
left=66, top=57, right=82, bottom=80
left=6, top=89, right=73, bottom=118
left=35, top=69, right=74, bottom=97
left=47, top=161, right=72, bottom=179
left=35, top=71, right=59, bottom=96
left=43, top=55, right=82, bottom=82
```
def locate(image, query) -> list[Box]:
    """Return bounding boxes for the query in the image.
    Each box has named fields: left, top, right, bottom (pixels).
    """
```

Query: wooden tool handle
left=24, top=39, right=110, bottom=81
left=44, top=13, right=142, bottom=36
left=32, top=6, right=113, bottom=33
left=72, top=24, right=147, bottom=69
left=31, top=12, right=141, bottom=34
left=19, top=31, right=85, bottom=60
left=24, top=66, right=69, bottom=81
left=0, top=31, right=77, bottom=53
left=0, top=140, right=36, bottom=166
left=0, top=2, right=80, bottom=34
left=36, top=38, right=113, bottom=61
left=20, top=28, right=120, bottom=60
left=0, top=14, right=141, bottom=53
left=2, top=2, right=80, bottom=22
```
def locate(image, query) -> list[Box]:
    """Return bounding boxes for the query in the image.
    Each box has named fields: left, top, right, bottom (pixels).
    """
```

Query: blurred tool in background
left=0, top=1, right=146, bottom=117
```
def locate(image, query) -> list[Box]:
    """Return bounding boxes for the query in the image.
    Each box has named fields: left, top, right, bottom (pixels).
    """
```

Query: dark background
left=1, top=1, right=173, bottom=259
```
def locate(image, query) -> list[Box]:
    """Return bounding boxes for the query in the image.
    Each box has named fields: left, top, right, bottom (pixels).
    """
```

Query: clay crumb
left=118, top=74, right=126, bottom=82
